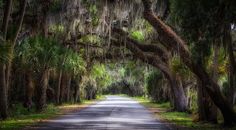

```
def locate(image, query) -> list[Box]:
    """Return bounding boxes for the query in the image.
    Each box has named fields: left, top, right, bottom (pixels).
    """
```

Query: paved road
left=29, top=95, right=171, bottom=130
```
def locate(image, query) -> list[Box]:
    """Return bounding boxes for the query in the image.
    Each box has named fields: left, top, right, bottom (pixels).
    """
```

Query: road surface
left=29, top=95, right=171, bottom=130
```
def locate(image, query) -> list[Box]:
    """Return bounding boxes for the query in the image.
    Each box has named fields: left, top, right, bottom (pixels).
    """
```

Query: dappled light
left=0, top=0, right=236, bottom=130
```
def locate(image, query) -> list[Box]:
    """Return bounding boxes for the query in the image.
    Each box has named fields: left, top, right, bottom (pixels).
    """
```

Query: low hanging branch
left=1, top=0, right=13, bottom=39
left=112, top=28, right=170, bottom=63
left=141, top=0, right=236, bottom=125
left=110, top=29, right=171, bottom=76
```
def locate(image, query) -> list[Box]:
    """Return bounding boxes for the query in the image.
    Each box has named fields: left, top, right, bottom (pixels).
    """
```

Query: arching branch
left=142, top=0, right=236, bottom=124
left=112, top=27, right=170, bottom=63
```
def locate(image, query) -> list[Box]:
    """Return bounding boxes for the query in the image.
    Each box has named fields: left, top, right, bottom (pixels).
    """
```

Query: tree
left=0, top=0, right=27, bottom=119
left=111, top=28, right=188, bottom=111
left=141, top=0, right=236, bottom=125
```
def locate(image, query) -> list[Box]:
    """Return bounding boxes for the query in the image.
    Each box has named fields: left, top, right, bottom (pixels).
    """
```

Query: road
left=29, top=95, right=171, bottom=130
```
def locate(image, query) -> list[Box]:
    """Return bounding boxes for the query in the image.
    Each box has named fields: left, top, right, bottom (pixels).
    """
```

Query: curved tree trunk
left=112, top=28, right=188, bottom=112
left=141, top=0, right=236, bottom=125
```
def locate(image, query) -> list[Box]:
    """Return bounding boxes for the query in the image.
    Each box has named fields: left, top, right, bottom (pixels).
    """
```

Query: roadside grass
left=133, top=96, right=236, bottom=130
left=0, top=96, right=105, bottom=130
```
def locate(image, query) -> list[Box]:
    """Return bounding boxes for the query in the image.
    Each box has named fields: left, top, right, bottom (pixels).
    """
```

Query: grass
left=0, top=96, right=105, bottom=130
left=132, top=96, right=236, bottom=130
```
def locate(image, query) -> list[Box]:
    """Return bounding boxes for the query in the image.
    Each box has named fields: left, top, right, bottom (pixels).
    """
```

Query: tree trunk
left=60, top=73, right=68, bottom=103
left=112, top=28, right=188, bottom=112
left=56, top=70, right=62, bottom=104
left=23, top=71, right=34, bottom=111
left=165, top=73, right=188, bottom=112
left=225, top=24, right=236, bottom=106
left=75, top=77, right=82, bottom=103
left=197, top=45, right=218, bottom=123
left=197, top=79, right=218, bottom=123
left=35, top=69, right=49, bottom=111
left=5, top=0, right=27, bottom=92
left=141, top=0, right=236, bottom=125
left=0, top=64, right=8, bottom=119
left=0, top=0, right=13, bottom=120
left=66, top=75, right=72, bottom=102
left=1, top=0, right=12, bottom=39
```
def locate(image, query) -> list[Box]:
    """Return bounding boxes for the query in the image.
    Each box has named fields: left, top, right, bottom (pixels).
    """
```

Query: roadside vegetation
left=134, top=96, right=236, bottom=130
left=0, top=96, right=104, bottom=129
left=0, top=0, right=236, bottom=129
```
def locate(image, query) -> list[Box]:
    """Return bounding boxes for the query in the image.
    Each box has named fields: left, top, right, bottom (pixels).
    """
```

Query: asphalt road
left=29, top=95, right=171, bottom=130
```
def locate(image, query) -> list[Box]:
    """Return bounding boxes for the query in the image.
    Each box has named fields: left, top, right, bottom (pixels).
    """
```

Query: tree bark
left=35, top=69, right=49, bottom=111
left=74, top=76, right=82, bottom=103
left=0, top=0, right=13, bottom=120
left=168, top=75, right=188, bottom=112
left=6, top=0, right=27, bottom=89
left=225, top=24, right=236, bottom=106
left=197, top=79, right=217, bottom=123
left=66, top=75, right=72, bottom=102
left=23, top=70, right=34, bottom=111
left=0, top=64, right=7, bottom=119
left=60, top=73, right=68, bottom=103
left=56, top=69, right=62, bottom=104
left=141, top=0, right=236, bottom=125
left=1, top=0, right=12, bottom=39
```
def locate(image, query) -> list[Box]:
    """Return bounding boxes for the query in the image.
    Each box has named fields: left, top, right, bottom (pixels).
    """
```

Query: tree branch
left=112, top=27, right=170, bottom=62
left=1, top=0, right=13, bottom=39
left=13, top=0, right=27, bottom=46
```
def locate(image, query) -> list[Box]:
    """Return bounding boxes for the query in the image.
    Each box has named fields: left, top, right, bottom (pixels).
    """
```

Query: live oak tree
left=141, top=0, right=236, bottom=125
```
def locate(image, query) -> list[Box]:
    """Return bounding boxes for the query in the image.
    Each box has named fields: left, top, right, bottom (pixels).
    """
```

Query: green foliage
left=49, top=24, right=65, bottom=34
left=49, top=0, right=62, bottom=13
left=0, top=104, right=58, bottom=129
left=190, top=41, right=212, bottom=64
left=79, top=35, right=102, bottom=45
left=124, top=61, right=146, bottom=84
left=0, top=0, right=3, bottom=8
left=130, top=20, right=154, bottom=42
left=131, top=31, right=145, bottom=42
left=145, top=70, right=168, bottom=102
left=16, top=36, right=60, bottom=70
left=134, top=97, right=226, bottom=130
left=91, top=63, right=112, bottom=88
left=0, top=41, right=12, bottom=64
left=170, top=56, right=189, bottom=77
left=170, top=0, right=218, bottom=63
left=63, top=49, right=86, bottom=76
left=16, top=36, right=85, bottom=75
left=82, top=0, right=99, bottom=26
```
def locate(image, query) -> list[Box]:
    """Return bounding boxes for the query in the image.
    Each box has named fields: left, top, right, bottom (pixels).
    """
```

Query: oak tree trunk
left=165, top=73, right=188, bottom=112
left=197, top=80, right=217, bottom=123
left=142, top=0, right=236, bottom=125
